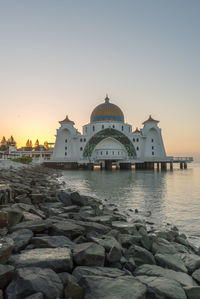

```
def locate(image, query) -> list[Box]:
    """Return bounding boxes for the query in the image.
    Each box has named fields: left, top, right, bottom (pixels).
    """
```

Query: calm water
left=61, top=163, right=200, bottom=246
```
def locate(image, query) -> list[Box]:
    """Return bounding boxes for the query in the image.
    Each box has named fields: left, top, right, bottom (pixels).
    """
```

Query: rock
left=112, top=221, right=138, bottom=234
left=152, top=238, right=178, bottom=254
left=140, top=235, right=152, bottom=251
left=134, top=264, right=197, bottom=287
left=126, top=245, right=156, bottom=266
left=0, top=264, right=14, bottom=289
left=59, top=273, right=83, bottom=299
left=10, top=219, right=52, bottom=233
left=6, top=267, right=63, bottom=299
left=184, top=286, right=200, bottom=299
left=2, top=208, right=23, bottom=227
left=0, top=237, right=14, bottom=263
left=8, top=228, right=33, bottom=253
left=89, top=235, right=122, bottom=252
left=137, top=275, right=187, bottom=299
left=119, top=234, right=141, bottom=248
left=85, top=215, right=112, bottom=225
left=56, top=191, right=72, bottom=206
left=15, top=194, right=32, bottom=205
left=176, top=236, right=191, bottom=248
left=22, top=212, right=42, bottom=222
left=73, top=242, right=105, bottom=266
left=50, top=220, right=85, bottom=239
left=156, top=230, right=178, bottom=242
left=106, top=246, right=122, bottom=263
left=75, top=220, right=110, bottom=235
left=73, top=266, right=126, bottom=282
left=0, top=211, right=8, bottom=228
left=124, top=257, right=136, bottom=272
left=63, top=205, right=80, bottom=213
left=192, top=268, right=200, bottom=283
left=9, top=247, right=73, bottom=272
left=80, top=275, right=147, bottom=299
left=176, top=253, right=200, bottom=273
left=155, top=253, right=188, bottom=273
left=25, top=293, right=43, bottom=299
left=31, top=235, right=76, bottom=249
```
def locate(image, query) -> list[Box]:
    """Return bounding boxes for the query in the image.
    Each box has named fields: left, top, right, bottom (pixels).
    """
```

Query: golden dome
left=90, top=96, right=124, bottom=123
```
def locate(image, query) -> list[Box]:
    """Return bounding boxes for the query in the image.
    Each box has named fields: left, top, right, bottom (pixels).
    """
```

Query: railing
left=172, top=157, right=193, bottom=162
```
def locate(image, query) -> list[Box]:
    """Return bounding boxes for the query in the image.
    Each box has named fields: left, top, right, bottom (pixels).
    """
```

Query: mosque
left=51, top=95, right=166, bottom=169
left=49, top=95, right=191, bottom=170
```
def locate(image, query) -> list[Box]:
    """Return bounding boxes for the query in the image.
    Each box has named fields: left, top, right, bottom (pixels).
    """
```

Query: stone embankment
left=0, top=166, right=200, bottom=298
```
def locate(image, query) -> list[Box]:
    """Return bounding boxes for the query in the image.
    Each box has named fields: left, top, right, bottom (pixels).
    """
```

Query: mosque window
left=65, top=139, right=67, bottom=143
left=102, top=125, right=104, bottom=129
left=65, top=152, right=67, bottom=156
left=80, top=138, right=82, bottom=142
left=80, top=147, right=83, bottom=151
left=118, top=151, right=120, bottom=155
left=152, top=146, right=154, bottom=150
left=85, top=127, right=87, bottom=133
left=106, top=151, right=108, bottom=155
left=136, top=138, right=139, bottom=142
left=112, top=125, right=115, bottom=128
left=101, top=151, right=103, bottom=155
left=93, top=125, right=95, bottom=132
left=65, top=146, right=67, bottom=150
left=152, top=151, right=154, bottom=155
left=112, top=151, right=114, bottom=155
left=152, top=139, right=154, bottom=142
left=84, top=138, right=86, bottom=142
left=129, top=127, right=130, bottom=132
left=136, top=147, right=139, bottom=151
left=122, top=126, right=124, bottom=131
left=133, top=138, right=135, bottom=142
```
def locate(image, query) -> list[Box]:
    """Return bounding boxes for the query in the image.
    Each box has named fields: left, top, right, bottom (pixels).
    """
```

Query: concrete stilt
left=161, top=162, right=167, bottom=171
left=170, top=162, right=173, bottom=171
left=184, top=162, right=187, bottom=169
left=180, top=162, right=183, bottom=169
left=105, top=160, right=112, bottom=170
left=120, top=163, right=131, bottom=170
left=157, top=163, right=160, bottom=170
left=87, top=163, right=94, bottom=170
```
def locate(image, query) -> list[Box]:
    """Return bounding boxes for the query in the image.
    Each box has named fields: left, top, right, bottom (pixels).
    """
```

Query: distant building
left=51, top=96, right=167, bottom=169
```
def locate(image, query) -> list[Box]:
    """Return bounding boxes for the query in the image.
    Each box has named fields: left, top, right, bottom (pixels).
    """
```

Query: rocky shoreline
left=0, top=165, right=200, bottom=298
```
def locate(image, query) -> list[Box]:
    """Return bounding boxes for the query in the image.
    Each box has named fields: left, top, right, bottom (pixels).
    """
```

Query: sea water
left=61, top=163, right=200, bottom=247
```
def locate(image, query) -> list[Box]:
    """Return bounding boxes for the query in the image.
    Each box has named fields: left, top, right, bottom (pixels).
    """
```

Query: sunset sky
left=1, top=0, right=200, bottom=160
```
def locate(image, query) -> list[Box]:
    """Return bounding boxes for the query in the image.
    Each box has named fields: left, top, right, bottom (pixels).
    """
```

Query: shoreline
left=0, top=165, right=200, bottom=298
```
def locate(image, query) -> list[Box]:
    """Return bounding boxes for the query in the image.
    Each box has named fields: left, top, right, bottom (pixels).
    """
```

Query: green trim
left=83, top=128, right=136, bottom=157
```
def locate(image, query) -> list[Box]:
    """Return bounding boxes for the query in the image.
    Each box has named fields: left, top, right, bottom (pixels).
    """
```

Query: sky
left=0, top=0, right=200, bottom=160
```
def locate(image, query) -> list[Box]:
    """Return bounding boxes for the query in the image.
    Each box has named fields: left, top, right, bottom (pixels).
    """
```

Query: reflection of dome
left=90, top=96, right=124, bottom=123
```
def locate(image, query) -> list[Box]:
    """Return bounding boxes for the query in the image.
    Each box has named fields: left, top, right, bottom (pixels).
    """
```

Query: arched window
left=136, top=146, right=139, bottom=151
left=133, top=138, right=135, bottom=142
left=152, top=151, right=154, bottom=155
left=136, top=138, right=139, bottom=142
left=152, top=146, right=154, bottom=150
left=80, top=147, right=83, bottom=151
left=84, top=138, right=86, bottom=142
left=65, top=152, right=67, bottom=156
left=112, top=125, right=115, bottom=128
left=112, top=151, right=114, bottom=155
left=102, top=125, right=104, bottom=129
left=65, top=146, right=67, bottom=150
left=152, top=139, right=154, bottom=142
left=65, top=139, right=67, bottom=143
left=93, top=126, right=95, bottom=132
left=106, top=151, right=108, bottom=155
left=122, top=126, right=124, bottom=131
left=80, top=138, right=82, bottom=142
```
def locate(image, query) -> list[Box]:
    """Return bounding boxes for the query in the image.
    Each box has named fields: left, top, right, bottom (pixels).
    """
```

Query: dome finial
left=105, top=94, right=110, bottom=103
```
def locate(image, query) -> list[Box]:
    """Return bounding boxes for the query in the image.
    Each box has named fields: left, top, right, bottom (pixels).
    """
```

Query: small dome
left=90, top=96, right=124, bottom=123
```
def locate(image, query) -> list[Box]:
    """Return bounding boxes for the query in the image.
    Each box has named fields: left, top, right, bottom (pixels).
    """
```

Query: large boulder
left=155, top=253, right=188, bottom=273
left=22, top=212, right=42, bottom=222
left=58, top=272, right=83, bottom=299
left=89, top=235, right=122, bottom=252
left=137, top=275, right=186, bottom=299
left=126, top=245, right=156, bottom=266
left=56, top=191, right=72, bottom=206
left=9, top=247, right=73, bottom=272
left=176, top=253, right=200, bottom=273
left=192, top=268, right=200, bottom=283
left=75, top=220, right=110, bottom=235
left=184, top=286, right=200, bottom=299
left=2, top=208, right=23, bottom=227
left=152, top=238, right=178, bottom=254
left=111, top=221, right=138, bottom=235
left=80, top=275, right=147, bottom=299
left=72, top=266, right=126, bottom=282
left=73, top=242, right=105, bottom=267
left=31, top=235, right=76, bottom=249
left=50, top=220, right=85, bottom=239
left=8, top=229, right=33, bottom=252
left=134, top=264, right=197, bottom=287
left=9, top=220, right=52, bottom=233
left=6, top=267, right=63, bottom=299
left=0, top=264, right=15, bottom=289
left=0, top=237, right=14, bottom=264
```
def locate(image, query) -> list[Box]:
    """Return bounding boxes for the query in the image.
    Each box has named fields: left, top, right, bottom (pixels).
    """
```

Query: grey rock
left=63, top=205, right=80, bottom=213
left=126, top=245, right=156, bottom=266
left=0, top=237, right=14, bottom=263
left=155, top=253, right=188, bottom=273
left=192, top=268, right=200, bottom=283
left=89, top=235, right=122, bottom=252
left=22, top=212, right=42, bottom=222
left=156, top=230, right=179, bottom=242
left=10, top=219, right=52, bottom=233
left=134, top=264, right=197, bottom=287
left=72, top=266, right=126, bottom=282
left=8, top=229, right=33, bottom=252
left=6, top=267, right=63, bottom=299
left=9, top=247, right=73, bottom=272
left=50, top=220, right=85, bottom=239
left=184, top=286, right=200, bottom=299
left=56, top=191, right=72, bottom=206
left=0, top=264, right=14, bottom=289
left=176, top=253, right=200, bottom=273
left=75, top=220, right=110, bottom=235
left=85, top=215, right=112, bottom=225
left=140, top=235, right=152, bottom=251
left=152, top=238, right=178, bottom=254
left=137, top=275, right=186, bottom=299
left=124, top=257, right=136, bottom=272
left=112, top=221, right=138, bottom=234
left=80, top=275, right=147, bottom=299
left=25, top=293, right=43, bottom=299
left=15, top=194, right=31, bottom=205
left=31, top=235, right=76, bottom=249
left=73, top=242, right=105, bottom=267
left=119, top=234, right=141, bottom=248
left=106, top=246, right=122, bottom=263
left=60, top=273, right=83, bottom=299
left=2, top=208, right=23, bottom=227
